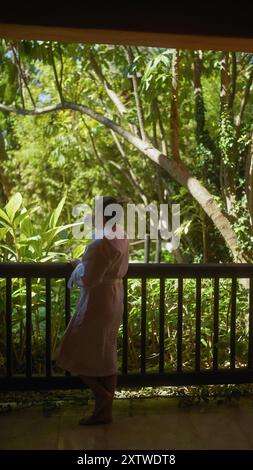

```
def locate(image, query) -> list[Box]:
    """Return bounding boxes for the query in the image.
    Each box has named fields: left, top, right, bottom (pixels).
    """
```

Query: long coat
left=56, top=231, right=129, bottom=376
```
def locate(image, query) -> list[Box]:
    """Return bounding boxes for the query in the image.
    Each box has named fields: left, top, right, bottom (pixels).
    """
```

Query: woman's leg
left=79, top=375, right=112, bottom=424
left=98, top=374, right=117, bottom=399
left=97, top=374, right=117, bottom=420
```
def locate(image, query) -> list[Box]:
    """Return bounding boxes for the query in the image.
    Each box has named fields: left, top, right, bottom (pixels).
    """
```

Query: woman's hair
left=102, top=196, right=122, bottom=222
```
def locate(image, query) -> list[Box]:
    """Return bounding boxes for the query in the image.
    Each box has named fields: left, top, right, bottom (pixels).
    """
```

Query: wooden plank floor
left=0, top=397, right=253, bottom=450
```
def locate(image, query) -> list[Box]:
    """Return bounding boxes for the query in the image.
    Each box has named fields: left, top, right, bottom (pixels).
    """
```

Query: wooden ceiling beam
left=1, top=23, right=253, bottom=52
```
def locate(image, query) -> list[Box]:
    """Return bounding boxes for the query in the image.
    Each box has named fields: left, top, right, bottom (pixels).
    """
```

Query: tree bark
left=192, top=50, right=221, bottom=190
left=170, top=50, right=180, bottom=161
left=228, top=52, right=237, bottom=111
left=220, top=52, right=236, bottom=214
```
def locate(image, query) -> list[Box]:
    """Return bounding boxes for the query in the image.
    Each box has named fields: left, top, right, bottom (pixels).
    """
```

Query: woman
left=56, top=196, right=129, bottom=425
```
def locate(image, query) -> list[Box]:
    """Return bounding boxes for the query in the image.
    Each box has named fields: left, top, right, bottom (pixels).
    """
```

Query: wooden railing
left=0, top=262, right=253, bottom=390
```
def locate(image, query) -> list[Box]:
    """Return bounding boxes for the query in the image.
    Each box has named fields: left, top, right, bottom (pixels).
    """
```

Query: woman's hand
left=69, top=257, right=81, bottom=267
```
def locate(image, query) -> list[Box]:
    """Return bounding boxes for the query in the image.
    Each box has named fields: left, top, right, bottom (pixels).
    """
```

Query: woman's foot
left=79, top=389, right=113, bottom=425
left=78, top=414, right=112, bottom=425
left=94, top=389, right=113, bottom=417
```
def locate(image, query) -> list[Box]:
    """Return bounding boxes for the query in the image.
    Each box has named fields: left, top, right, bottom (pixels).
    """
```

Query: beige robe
left=56, top=231, right=129, bottom=376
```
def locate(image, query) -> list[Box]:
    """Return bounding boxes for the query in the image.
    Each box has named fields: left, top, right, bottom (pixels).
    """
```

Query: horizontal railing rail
left=0, top=262, right=253, bottom=390
left=1, top=261, right=253, bottom=278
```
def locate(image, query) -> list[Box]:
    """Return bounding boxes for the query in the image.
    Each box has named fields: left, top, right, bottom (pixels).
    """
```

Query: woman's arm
left=81, top=239, right=113, bottom=289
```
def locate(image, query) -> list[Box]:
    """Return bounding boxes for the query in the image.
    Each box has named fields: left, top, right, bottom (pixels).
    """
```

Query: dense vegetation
left=0, top=41, right=252, bottom=376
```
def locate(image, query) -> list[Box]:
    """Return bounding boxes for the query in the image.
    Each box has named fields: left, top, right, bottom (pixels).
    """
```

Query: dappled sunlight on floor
left=0, top=397, right=253, bottom=450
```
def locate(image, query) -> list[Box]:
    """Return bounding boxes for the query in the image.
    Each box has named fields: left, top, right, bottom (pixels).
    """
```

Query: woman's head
left=91, top=196, right=125, bottom=239
left=102, top=196, right=122, bottom=223
left=91, top=196, right=124, bottom=235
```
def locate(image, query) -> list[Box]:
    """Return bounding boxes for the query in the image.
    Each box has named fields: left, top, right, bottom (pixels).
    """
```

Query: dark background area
left=0, top=2, right=253, bottom=39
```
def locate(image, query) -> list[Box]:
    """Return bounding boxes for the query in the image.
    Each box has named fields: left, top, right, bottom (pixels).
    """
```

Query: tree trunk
left=245, top=132, right=253, bottom=236
left=68, top=101, right=248, bottom=263
left=220, top=52, right=237, bottom=214
left=170, top=50, right=180, bottom=161
left=192, top=51, right=221, bottom=191
left=0, top=132, right=12, bottom=204
left=0, top=100, right=251, bottom=265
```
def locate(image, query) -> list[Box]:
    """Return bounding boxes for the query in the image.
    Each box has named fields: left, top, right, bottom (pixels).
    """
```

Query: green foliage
left=0, top=42, right=252, bottom=262
left=219, top=106, right=236, bottom=168
left=140, top=49, right=173, bottom=93
left=0, top=192, right=87, bottom=375
left=0, top=42, right=253, bottom=377
left=0, top=192, right=83, bottom=261
left=0, top=270, right=250, bottom=376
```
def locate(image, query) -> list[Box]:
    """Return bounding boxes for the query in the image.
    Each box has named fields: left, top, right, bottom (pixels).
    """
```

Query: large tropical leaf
left=48, top=196, right=66, bottom=229
left=0, top=208, right=11, bottom=226
left=0, top=227, right=8, bottom=240
left=5, top=193, right=22, bottom=223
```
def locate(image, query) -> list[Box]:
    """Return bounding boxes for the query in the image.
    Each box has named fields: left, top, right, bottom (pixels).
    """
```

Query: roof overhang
left=0, top=4, right=253, bottom=52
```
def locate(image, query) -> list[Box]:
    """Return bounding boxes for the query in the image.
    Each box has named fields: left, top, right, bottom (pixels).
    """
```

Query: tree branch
left=49, top=43, right=64, bottom=103
left=220, top=52, right=230, bottom=109
left=110, top=129, right=148, bottom=204
left=0, top=99, right=249, bottom=262
left=152, top=117, right=164, bottom=202
left=0, top=103, right=63, bottom=115
left=82, top=118, right=129, bottom=199
left=89, top=51, right=127, bottom=117
left=235, top=67, right=253, bottom=130
left=88, top=52, right=139, bottom=137
left=11, top=44, right=25, bottom=109
left=228, top=52, right=237, bottom=110
left=10, top=42, right=36, bottom=108
left=0, top=132, right=12, bottom=203
left=154, top=98, right=168, bottom=156
left=125, top=46, right=148, bottom=142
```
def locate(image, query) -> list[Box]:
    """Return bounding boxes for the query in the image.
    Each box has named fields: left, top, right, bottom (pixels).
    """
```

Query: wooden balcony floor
left=0, top=397, right=253, bottom=450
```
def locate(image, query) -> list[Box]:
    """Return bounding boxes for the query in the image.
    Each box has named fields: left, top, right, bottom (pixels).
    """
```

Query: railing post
left=177, top=277, right=183, bottom=372
left=64, top=277, right=71, bottom=376
left=195, top=277, right=201, bottom=372
left=213, top=277, right=219, bottom=371
left=230, top=276, right=237, bottom=370
left=65, top=277, right=71, bottom=328
left=1, top=262, right=253, bottom=390
left=6, top=277, right=12, bottom=378
left=155, top=239, right=161, bottom=263
left=46, top=278, right=52, bottom=377
left=122, top=277, right=128, bottom=374
left=248, top=276, right=253, bottom=369
left=144, top=234, right=150, bottom=263
left=159, top=277, right=165, bottom=373
left=141, top=277, right=147, bottom=373
left=26, top=277, right=32, bottom=377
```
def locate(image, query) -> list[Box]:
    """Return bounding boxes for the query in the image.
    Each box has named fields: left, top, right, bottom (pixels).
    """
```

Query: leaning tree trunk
left=0, top=100, right=252, bottom=268
left=66, top=101, right=251, bottom=263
